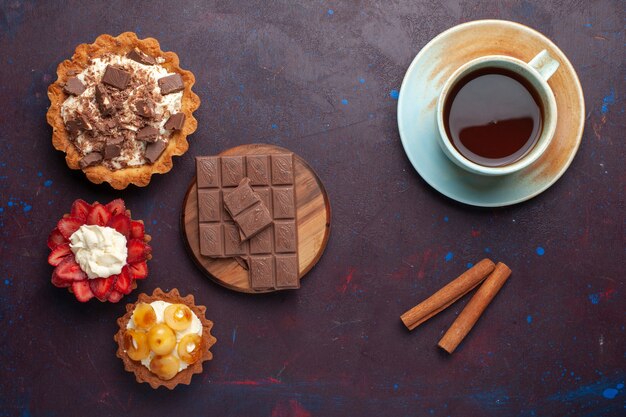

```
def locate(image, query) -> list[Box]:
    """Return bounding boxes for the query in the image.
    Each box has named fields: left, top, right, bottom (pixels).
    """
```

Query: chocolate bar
left=196, top=153, right=300, bottom=290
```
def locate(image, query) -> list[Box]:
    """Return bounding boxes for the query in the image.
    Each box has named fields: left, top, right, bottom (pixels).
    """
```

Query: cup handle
left=528, top=49, right=560, bottom=81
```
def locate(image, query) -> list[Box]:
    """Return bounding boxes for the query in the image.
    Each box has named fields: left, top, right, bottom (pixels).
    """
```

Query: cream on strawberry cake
left=47, top=199, right=151, bottom=302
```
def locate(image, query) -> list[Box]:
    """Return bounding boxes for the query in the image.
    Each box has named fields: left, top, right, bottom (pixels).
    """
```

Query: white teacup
left=436, top=50, right=560, bottom=176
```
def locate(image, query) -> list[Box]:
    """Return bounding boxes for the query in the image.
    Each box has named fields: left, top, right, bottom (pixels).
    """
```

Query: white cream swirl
left=69, top=225, right=128, bottom=279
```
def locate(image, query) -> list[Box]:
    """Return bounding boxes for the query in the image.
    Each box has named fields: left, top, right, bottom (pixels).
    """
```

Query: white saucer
left=397, top=20, right=585, bottom=207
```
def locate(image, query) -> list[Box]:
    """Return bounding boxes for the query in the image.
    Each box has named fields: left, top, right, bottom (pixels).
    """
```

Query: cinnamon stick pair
left=400, top=259, right=511, bottom=354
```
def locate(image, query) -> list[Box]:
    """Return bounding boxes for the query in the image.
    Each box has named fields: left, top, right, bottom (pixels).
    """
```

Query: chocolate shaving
left=79, top=152, right=103, bottom=168
left=126, top=48, right=156, bottom=66
left=136, top=126, right=159, bottom=143
left=95, top=84, right=115, bottom=116
left=102, top=65, right=131, bottom=90
left=158, top=74, right=184, bottom=95
left=134, top=99, right=154, bottom=118
left=145, top=140, right=167, bottom=164
left=63, top=77, right=85, bottom=96
left=164, top=113, right=185, bottom=131
left=104, top=136, right=124, bottom=159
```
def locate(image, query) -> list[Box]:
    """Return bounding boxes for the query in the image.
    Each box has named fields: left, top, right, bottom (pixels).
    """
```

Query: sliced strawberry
left=70, top=199, right=92, bottom=221
left=107, top=290, right=124, bottom=303
left=128, top=261, right=148, bottom=279
left=107, top=214, right=131, bottom=237
left=47, top=228, right=68, bottom=249
left=127, top=239, right=151, bottom=263
left=48, top=243, right=72, bottom=266
left=129, top=220, right=145, bottom=239
left=114, top=267, right=133, bottom=294
left=106, top=199, right=126, bottom=216
left=51, top=272, right=72, bottom=288
left=89, top=276, right=115, bottom=301
left=72, top=280, right=94, bottom=302
left=57, top=217, right=83, bottom=239
left=55, top=257, right=87, bottom=282
left=86, top=203, right=111, bottom=226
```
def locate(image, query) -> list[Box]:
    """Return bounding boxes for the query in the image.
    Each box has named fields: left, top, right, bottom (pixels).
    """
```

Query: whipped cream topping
left=60, top=54, right=183, bottom=170
left=127, top=300, right=203, bottom=372
left=69, top=225, right=128, bottom=279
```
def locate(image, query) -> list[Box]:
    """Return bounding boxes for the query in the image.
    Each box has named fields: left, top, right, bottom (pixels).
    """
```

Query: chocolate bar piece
left=134, top=99, right=154, bottom=118
left=136, top=126, right=159, bottom=143
left=195, top=153, right=299, bottom=290
left=64, top=77, right=85, bottom=96
left=158, top=74, right=184, bottom=95
left=127, top=48, right=156, bottom=66
left=223, top=178, right=272, bottom=240
left=95, top=84, right=115, bottom=116
left=79, top=152, right=102, bottom=168
left=145, top=140, right=167, bottom=164
left=104, top=136, right=124, bottom=159
left=102, top=65, right=130, bottom=90
left=164, top=113, right=185, bottom=131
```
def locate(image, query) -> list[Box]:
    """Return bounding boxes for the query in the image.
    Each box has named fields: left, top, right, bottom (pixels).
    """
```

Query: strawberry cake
left=47, top=198, right=152, bottom=302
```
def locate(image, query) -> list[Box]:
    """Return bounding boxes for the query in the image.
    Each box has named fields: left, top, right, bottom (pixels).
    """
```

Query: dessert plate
left=182, top=144, right=331, bottom=293
left=397, top=19, right=585, bottom=206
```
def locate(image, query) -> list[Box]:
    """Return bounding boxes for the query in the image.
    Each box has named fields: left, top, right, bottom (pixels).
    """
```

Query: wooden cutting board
left=181, top=144, right=331, bottom=293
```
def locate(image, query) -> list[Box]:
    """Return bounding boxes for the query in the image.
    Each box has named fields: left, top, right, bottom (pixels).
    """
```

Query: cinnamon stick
left=400, top=259, right=495, bottom=331
left=438, top=262, right=511, bottom=354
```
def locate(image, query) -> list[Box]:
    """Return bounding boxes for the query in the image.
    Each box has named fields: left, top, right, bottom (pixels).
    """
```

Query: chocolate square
left=224, top=224, right=247, bottom=256
left=199, top=224, right=223, bottom=257
left=220, top=156, right=245, bottom=187
left=223, top=178, right=261, bottom=217
left=104, top=136, right=124, bottom=160
left=196, top=157, right=220, bottom=188
left=164, top=113, right=185, bottom=131
left=274, top=220, right=297, bottom=253
left=158, top=74, right=184, bottom=95
left=249, top=226, right=273, bottom=254
left=271, top=154, right=294, bottom=185
left=144, top=140, right=167, bottom=164
left=79, top=152, right=102, bottom=169
left=234, top=204, right=272, bottom=240
left=249, top=256, right=275, bottom=290
left=198, top=189, right=221, bottom=222
left=127, top=48, right=156, bottom=65
left=272, top=187, right=295, bottom=219
left=102, top=65, right=130, bottom=90
left=246, top=155, right=270, bottom=185
left=275, top=254, right=299, bottom=289
left=66, top=113, right=92, bottom=134
left=136, top=126, right=159, bottom=143
left=64, top=77, right=85, bottom=96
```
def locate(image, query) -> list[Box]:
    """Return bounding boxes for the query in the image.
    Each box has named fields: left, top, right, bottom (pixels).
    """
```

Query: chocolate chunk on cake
left=102, top=65, right=131, bottom=90
left=164, top=113, right=185, bottom=131
left=64, top=77, right=85, bottom=96
left=126, top=47, right=156, bottom=66
left=158, top=74, right=184, bottom=95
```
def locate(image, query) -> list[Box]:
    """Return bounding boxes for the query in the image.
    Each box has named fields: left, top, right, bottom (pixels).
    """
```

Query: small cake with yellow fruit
left=114, top=288, right=216, bottom=389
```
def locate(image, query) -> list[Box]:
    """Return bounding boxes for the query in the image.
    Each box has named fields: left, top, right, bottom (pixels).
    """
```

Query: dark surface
left=0, top=1, right=623, bottom=416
